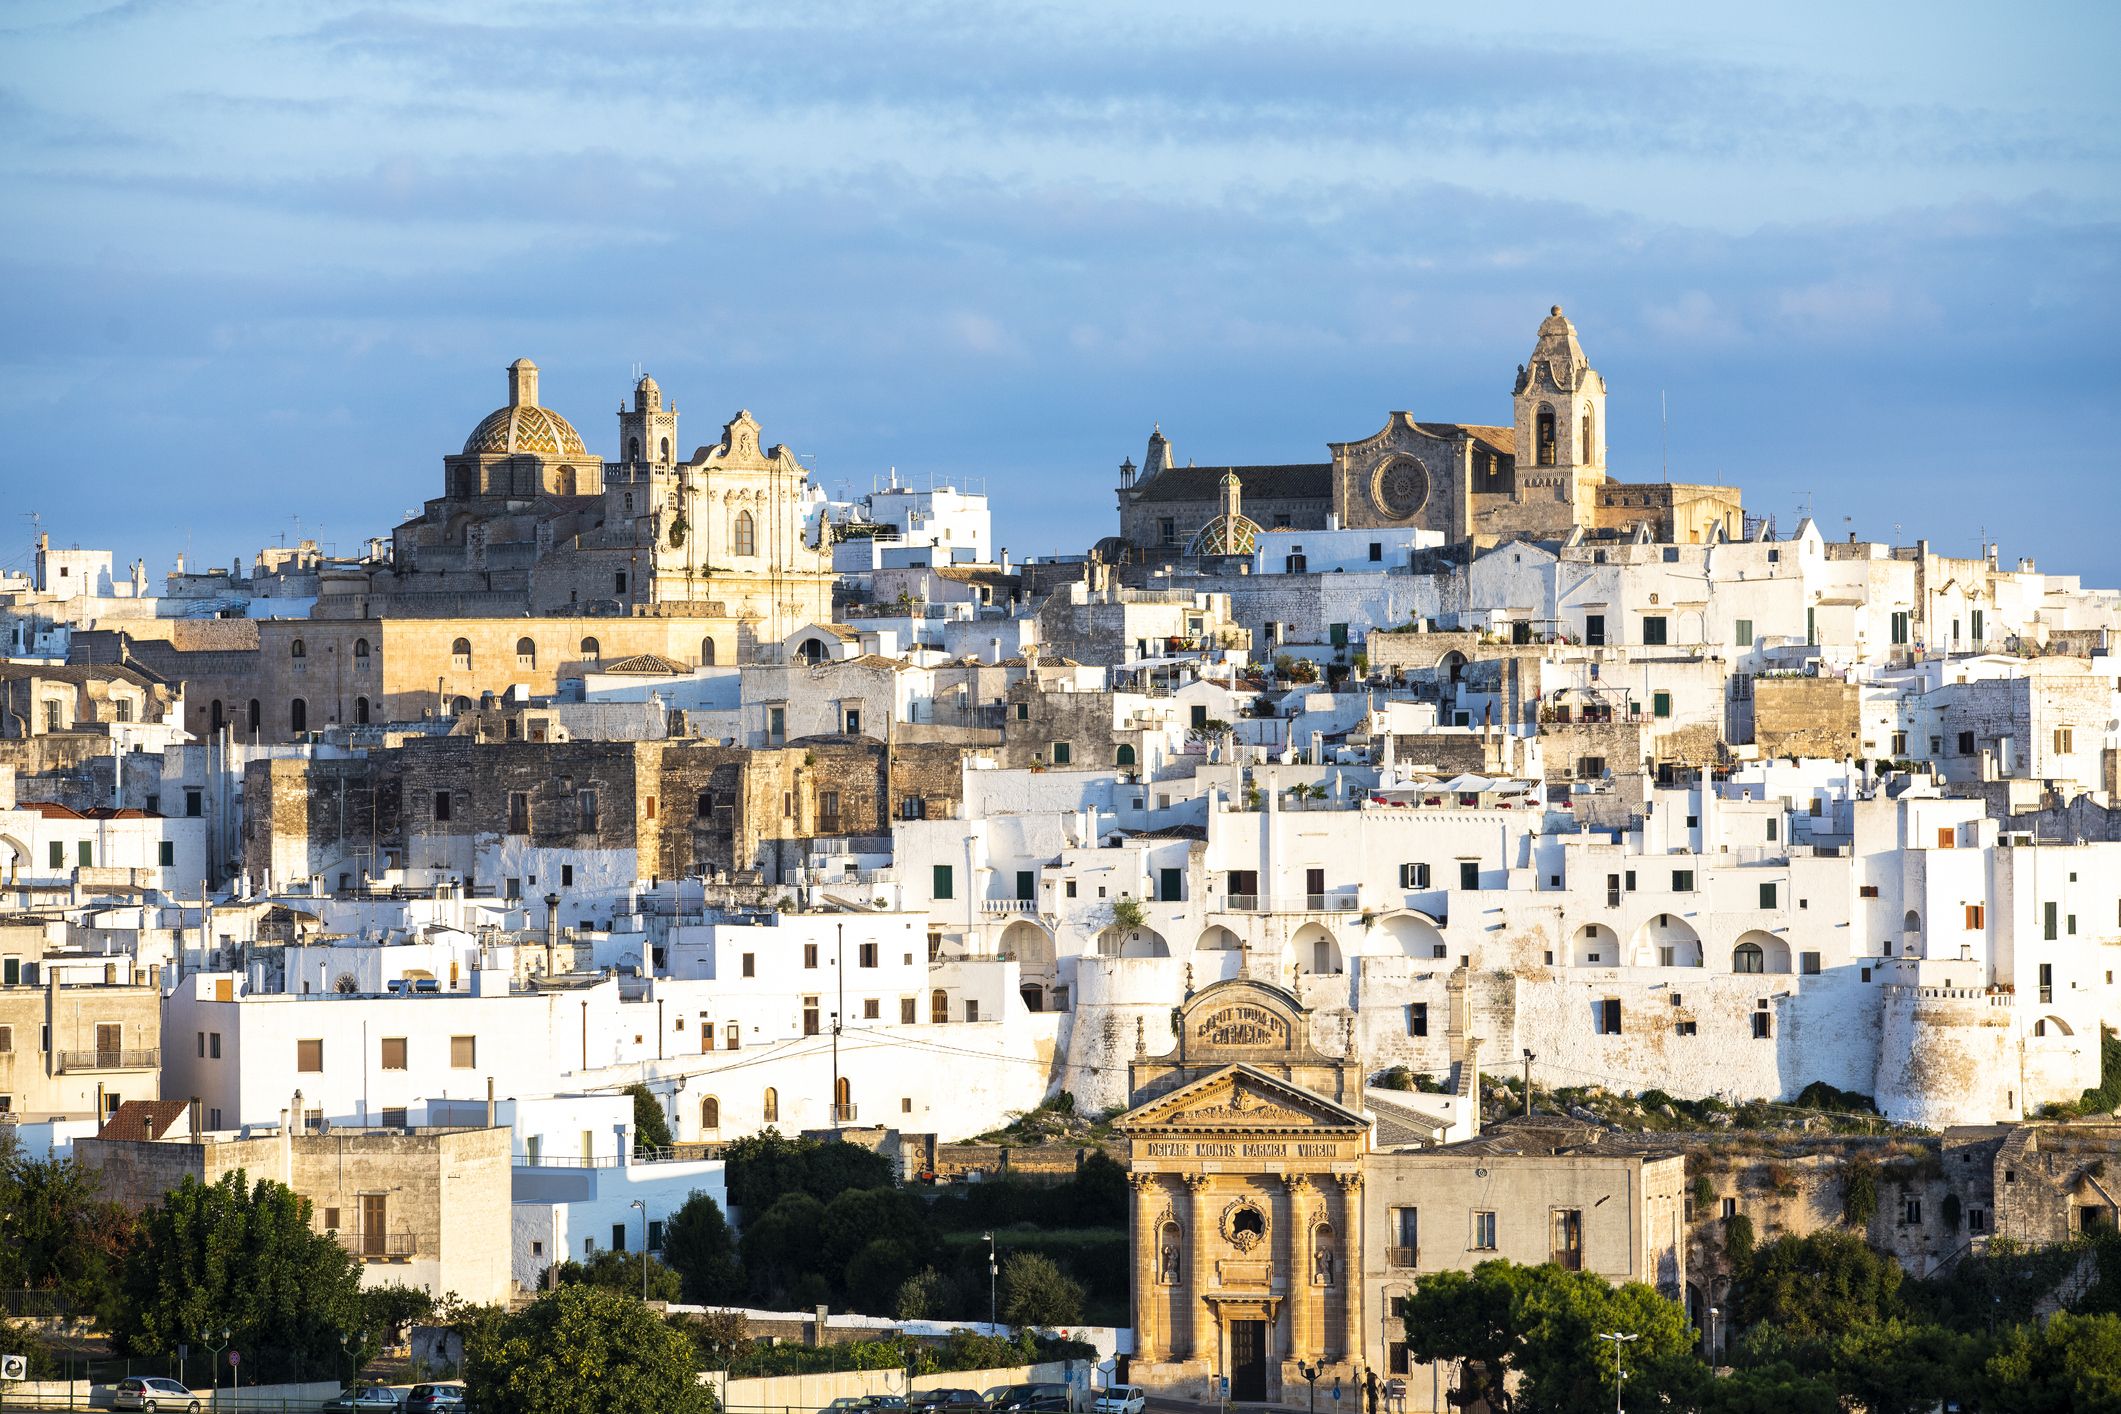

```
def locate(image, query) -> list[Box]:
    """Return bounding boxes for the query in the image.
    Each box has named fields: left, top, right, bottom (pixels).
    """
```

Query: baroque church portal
left=1117, top=980, right=1370, bottom=1403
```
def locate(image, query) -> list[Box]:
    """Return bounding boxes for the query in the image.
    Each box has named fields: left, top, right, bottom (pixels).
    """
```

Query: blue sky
left=2, top=1, right=2117, bottom=582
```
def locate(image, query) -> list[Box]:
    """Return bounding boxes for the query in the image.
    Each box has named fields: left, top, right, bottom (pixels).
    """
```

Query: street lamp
left=1296, top=1358, right=1324, bottom=1414
left=1595, top=1332, right=1638, bottom=1414
left=338, top=1330, right=357, bottom=1388
left=1707, top=1306, right=1720, bottom=1366
left=632, top=1199, right=650, bottom=1301
left=983, top=1231, right=998, bottom=1329
left=203, top=1327, right=231, bottom=1409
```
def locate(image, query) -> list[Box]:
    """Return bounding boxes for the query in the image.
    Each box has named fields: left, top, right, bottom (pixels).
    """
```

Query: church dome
left=462, top=358, right=591, bottom=458
left=462, top=404, right=591, bottom=458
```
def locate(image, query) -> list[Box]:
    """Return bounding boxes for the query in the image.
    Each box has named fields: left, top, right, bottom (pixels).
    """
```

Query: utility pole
left=832, top=922, right=844, bottom=1123
left=1522, top=1050, right=1536, bottom=1118
left=985, top=1231, right=998, bottom=1328
left=632, top=1200, right=648, bottom=1300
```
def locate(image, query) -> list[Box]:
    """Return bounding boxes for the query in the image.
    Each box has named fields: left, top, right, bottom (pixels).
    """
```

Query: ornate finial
left=1551, top=304, right=1563, bottom=316
left=1184, top=962, right=1195, bottom=997
left=1134, top=1014, right=1147, bottom=1058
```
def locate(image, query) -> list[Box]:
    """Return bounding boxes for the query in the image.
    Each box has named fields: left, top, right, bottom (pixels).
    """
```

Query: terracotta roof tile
left=97, top=1098, right=190, bottom=1143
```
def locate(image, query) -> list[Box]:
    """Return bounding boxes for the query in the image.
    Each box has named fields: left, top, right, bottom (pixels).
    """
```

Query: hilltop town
left=6, top=307, right=2120, bottom=1407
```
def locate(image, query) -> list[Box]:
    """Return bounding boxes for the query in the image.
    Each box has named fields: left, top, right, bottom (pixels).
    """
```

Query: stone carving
left=1370, top=455, right=1431, bottom=520
left=1193, top=1002, right=1290, bottom=1048
left=1220, top=1198, right=1269, bottom=1253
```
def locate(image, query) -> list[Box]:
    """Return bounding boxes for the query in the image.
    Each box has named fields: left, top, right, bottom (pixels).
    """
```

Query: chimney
left=544, top=893, right=561, bottom=975
left=486, top=1076, right=496, bottom=1130
left=189, top=1095, right=203, bottom=1138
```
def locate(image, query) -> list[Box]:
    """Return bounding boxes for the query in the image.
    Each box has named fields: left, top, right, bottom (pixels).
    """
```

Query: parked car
left=911, top=1388, right=986, bottom=1414
left=405, top=1384, right=467, bottom=1412
left=986, top=1383, right=1072, bottom=1413
left=112, top=1376, right=201, bottom=1413
left=1094, top=1386, right=1145, bottom=1414
left=321, top=1386, right=403, bottom=1412
left=822, top=1398, right=907, bottom=1414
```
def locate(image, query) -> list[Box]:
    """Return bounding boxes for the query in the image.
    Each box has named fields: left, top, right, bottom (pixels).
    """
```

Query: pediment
left=1118, top=1064, right=1370, bottom=1136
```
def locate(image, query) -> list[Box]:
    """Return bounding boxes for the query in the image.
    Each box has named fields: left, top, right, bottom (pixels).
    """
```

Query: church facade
left=1110, top=307, right=1741, bottom=561
left=1116, top=980, right=1371, bottom=1403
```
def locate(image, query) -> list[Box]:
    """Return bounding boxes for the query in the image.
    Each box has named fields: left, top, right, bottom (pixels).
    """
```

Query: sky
left=2, top=1, right=2118, bottom=583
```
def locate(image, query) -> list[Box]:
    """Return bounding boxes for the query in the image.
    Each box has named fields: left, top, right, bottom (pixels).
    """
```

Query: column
left=1284, top=1173, right=1315, bottom=1362
left=1132, top=1173, right=1163, bottom=1362
left=1337, top=1173, right=1365, bottom=1366
left=1185, top=1173, right=1216, bottom=1361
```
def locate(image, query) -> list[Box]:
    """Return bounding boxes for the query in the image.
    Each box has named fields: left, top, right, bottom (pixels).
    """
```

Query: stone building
left=0, top=923, right=163, bottom=1122
left=1110, top=307, right=1740, bottom=561
left=1116, top=979, right=1370, bottom=1403
left=77, top=1100, right=514, bottom=1303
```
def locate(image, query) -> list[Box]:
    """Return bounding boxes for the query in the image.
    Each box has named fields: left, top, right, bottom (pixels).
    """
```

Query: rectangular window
left=1551, top=1209, right=1584, bottom=1270
left=803, top=998, right=820, bottom=1036
left=77, top=840, right=92, bottom=867
left=1409, top=1003, right=1428, bottom=1037
left=1965, top=904, right=1985, bottom=930
left=1472, top=1211, right=1497, bottom=1250
left=741, top=953, right=755, bottom=979
left=1584, top=614, right=1605, bottom=646
left=1957, top=731, right=1975, bottom=756
left=901, top=996, right=917, bottom=1024
left=1752, top=1011, right=1772, bottom=1039
left=297, top=1039, right=323, bottom=1072
left=2055, top=727, right=2074, bottom=754
left=1903, top=1198, right=1922, bottom=1225
left=1971, top=609, right=1984, bottom=640
left=818, top=789, right=840, bottom=832
left=933, top=864, right=954, bottom=900
left=1399, top=862, right=1431, bottom=889
left=1759, top=882, right=1777, bottom=909
left=1733, top=618, right=1753, bottom=647
left=803, top=944, right=818, bottom=969
left=1801, top=952, right=1821, bottom=975
left=450, top=1035, right=476, bottom=1068
left=1673, top=869, right=1694, bottom=892
left=185, top=788, right=203, bottom=817
left=2040, top=962, right=2053, bottom=1002
left=1576, top=756, right=1606, bottom=781
left=1017, top=870, right=1037, bottom=901
left=965, top=999, right=981, bottom=1022
left=1459, top=861, right=1479, bottom=891
left=1641, top=615, right=1668, bottom=646
left=1051, top=742, right=1072, bottom=766
left=381, top=1107, right=408, bottom=1129
left=1369, top=542, right=1383, bottom=562
left=1652, top=690, right=1672, bottom=718
left=768, top=706, right=786, bottom=743
left=1596, top=998, right=1622, bottom=1034
left=561, top=863, right=573, bottom=887
left=433, top=790, right=452, bottom=822
left=1159, top=867, right=1182, bottom=902
left=1675, top=1020, right=1698, bottom=1036
left=858, top=942, right=878, bottom=968
left=210, top=1032, right=220, bottom=1059
left=577, top=789, right=599, bottom=831
left=863, top=999, right=880, bottom=1020
left=1891, top=611, right=1911, bottom=646
left=158, top=841, right=174, bottom=867
left=2045, top=903, right=2058, bottom=942
left=1389, top=1206, right=1418, bottom=1265
left=381, top=1037, right=407, bottom=1070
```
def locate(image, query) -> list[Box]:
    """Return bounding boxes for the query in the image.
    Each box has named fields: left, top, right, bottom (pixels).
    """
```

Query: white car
left=1094, top=1386, right=1146, bottom=1414
left=112, top=1376, right=202, bottom=1413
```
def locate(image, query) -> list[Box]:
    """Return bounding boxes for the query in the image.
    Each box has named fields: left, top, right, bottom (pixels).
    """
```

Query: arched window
left=762, top=1087, right=779, bottom=1123
left=289, top=698, right=307, bottom=733
left=835, top=1076, right=852, bottom=1119
left=580, top=637, right=600, bottom=662
left=516, top=637, right=536, bottom=668
left=731, top=510, right=756, bottom=558
left=354, top=697, right=369, bottom=725
left=1116, top=743, right=1137, bottom=767
left=931, top=989, right=949, bottom=1024
left=700, top=637, right=716, bottom=666
left=659, top=437, right=671, bottom=461
left=624, top=492, right=634, bottom=512
left=1904, top=910, right=1922, bottom=934
left=290, top=638, right=306, bottom=660
left=451, top=637, right=472, bottom=670
left=247, top=699, right=260, bottom=733
left=1536, top=406, right=1557, bottom=466
left=1580, top=405, right=1595, bottom=461
left=353, top=638, right=370, bottom=660
left=209, top=700, right=224, bottom=732
left=452, top=695, right=471, bottom=715
left=701, top=1096, right=720, bottom=1131
left=628, top=436, right=641, bottom=462
left=1732, top=942, right=1765, bottom=974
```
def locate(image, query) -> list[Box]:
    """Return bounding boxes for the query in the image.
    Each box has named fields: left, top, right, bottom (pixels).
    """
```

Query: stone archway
left=1572, top=922, right=1619, bottom=967
left=1290, top=922, right=1342, bottom=976
left=1378, top=912, right=1446, bottom=960
left=1631, top=913, right=1702, bottom=967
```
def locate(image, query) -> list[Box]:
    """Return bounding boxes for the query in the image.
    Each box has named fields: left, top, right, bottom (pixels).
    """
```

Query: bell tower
left=1512, top=305, right=1606, bottom=480
left=617, top=374, right=679, bottom=468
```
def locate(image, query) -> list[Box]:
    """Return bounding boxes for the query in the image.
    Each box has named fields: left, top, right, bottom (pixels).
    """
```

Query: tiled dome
left=463, top=404, right=590, bottom=458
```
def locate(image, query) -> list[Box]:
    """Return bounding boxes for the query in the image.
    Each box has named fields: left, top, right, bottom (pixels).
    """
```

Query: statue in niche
left=1314, top=1243, right=1335, bottom=1286
left=1159, top=1242, right=1180, bottom=1283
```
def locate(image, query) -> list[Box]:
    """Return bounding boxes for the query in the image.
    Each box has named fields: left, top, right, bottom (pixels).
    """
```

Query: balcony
left=335, top=1230, right=416, bottom=1262
left=1386, top=1245, right=1419, bottom=1269
left=981, top=899, right=1039, bottom=915
left=55, top=1047, right=160, bottom=1073
left=1223, top=894, right=1260, bottom=911
left=1304, top=891, right=1359, bottom=913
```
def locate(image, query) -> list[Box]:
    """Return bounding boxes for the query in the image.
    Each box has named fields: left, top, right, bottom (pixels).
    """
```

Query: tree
left=721, top=1130, right=891, bottom=1211
left=1400, top=1260, right=1693, bottom=1414
left=740, top=1192, right=829, bottom=1306
left=629, top=1084, right=673, bottom=1153
left=894, top=1267, right=948, bottom=1321
left=361, top=1283, right=436, bottom=1345
left=0, top=1138, right=134, bottom=1322
left=1978, top=1310, right=2121, bottom=1413
left=999, top=1251, right=1084, bottom=1327
left=846, top=1239, right=922, bottom=1315
left=548, top=1250, right=683, bottom=1304
left=463, top=1283, right=714, bottom=1414
left=661, top=1191, right=744, bottom=1305
left=1732, top=1230, right=1903, bottom=1342
left=114, top=1170, right=368, bottom=1383
left=673, top=1307, right=752, bottom=1371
